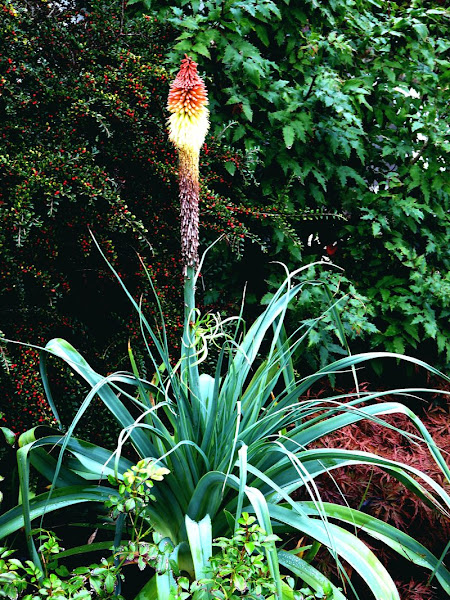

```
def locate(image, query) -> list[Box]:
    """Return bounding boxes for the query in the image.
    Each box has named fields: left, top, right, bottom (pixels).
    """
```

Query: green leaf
left=134, top=574, right=157, bottom=600
left=243, top=61, right=261, bottom=88
left=311, top=169, right=327, bottom=191
left=224, top=162, right=236, bottom=176
left=336, top=166, right=366, bottom=188
left=282, top=125, right=295, bottom=149
left=278, top=551, right=346, bottom=599
left=192, top=43, right=211, bottom=59
left=233, top=574, right=247, bottom=592
left=413, top=23, right=428, bottom=40
left=241, top=103, right=253, bottom=122
left=269, top=505, right=400, bottom=600
left=156, top=563, right=177, bottom=600
left=0, top=426, right=15, bottom=446
left=0, top=485, right=118, bottom=539
left=105, top=572, right=115, bottom=594
left=185, top=514, right=212, bottom=580
left=300, top=501, right=450, bottom=593
left=42, top=338, right=155, bottom=457
left=424, top=320, right=437, bottom=339
left=244, top=541, right=255, bottom=554
left=254, top=24, right=269, bottom=47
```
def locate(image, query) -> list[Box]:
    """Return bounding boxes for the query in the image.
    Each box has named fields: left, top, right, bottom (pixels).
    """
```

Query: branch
left=304, top=74, right=317, bottom=101
left=410, top=139, right=429, bottom=165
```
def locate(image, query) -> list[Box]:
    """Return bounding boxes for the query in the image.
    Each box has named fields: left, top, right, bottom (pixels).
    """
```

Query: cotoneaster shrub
left=0, top=0, right=269, bottom=435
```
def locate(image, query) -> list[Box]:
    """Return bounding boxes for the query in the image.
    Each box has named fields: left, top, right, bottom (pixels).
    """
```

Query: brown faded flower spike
left=167, top=55, right=209, bottom=272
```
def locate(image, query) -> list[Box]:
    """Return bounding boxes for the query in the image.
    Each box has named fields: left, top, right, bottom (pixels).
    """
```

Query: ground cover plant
left=0, top=56, right=450, bottom=600
left=0, top=476, right=294, bottom=600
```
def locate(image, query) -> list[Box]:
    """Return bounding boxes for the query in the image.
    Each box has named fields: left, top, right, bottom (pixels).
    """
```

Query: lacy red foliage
left=304, top=384, right=450, bottom=599
left=396, top=578, right=437, bottom=600
left=313, top=403, right=450, bottom=544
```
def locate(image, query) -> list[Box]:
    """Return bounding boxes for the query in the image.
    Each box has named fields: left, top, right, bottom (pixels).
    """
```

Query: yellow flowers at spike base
left=168, top=110, right=209, bottom=155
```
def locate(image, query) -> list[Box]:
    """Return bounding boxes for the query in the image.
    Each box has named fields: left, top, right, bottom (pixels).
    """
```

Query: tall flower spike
left=167, top=55, right=209, bottom=273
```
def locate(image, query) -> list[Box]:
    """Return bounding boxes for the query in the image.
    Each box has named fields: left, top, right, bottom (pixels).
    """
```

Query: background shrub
left=1, top=0, right=448, bottom=425
left=139, top=0, right=450, bottom=369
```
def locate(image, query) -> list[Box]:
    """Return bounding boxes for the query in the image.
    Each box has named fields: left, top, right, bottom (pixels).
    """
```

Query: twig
left=304, top=74, right=317, bottom=101
left=410, top=138, right=429, bottom=165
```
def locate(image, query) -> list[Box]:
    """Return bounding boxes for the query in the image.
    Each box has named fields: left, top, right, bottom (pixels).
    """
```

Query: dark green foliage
left=0, top=0, right=177, bottom=433
left=141, top=0, right=450, bottom=368
left=1, top=0, right=449, bottom=434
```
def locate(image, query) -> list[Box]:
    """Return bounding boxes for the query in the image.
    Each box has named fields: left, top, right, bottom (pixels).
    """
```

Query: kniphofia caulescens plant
left=1, top=57, right=450, bottom=600
left=2, top=265, right=450, bottom=600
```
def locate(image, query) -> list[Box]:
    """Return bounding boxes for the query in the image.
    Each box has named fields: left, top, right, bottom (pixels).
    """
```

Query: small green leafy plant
left=107, top=458, right=170, bottom=519
left=174, top=518, right=320, bottom=600
left=0, top=533, right=121, bottom=600
left=0, top=468, right=317, bottom=600
left=176, top=513, right=281, bottom=600
left=0, top=461, right=171, bottom=600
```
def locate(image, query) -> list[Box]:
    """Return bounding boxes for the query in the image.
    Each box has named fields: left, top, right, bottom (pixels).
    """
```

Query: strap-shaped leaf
left=300, top=501, right=450, bottom=594
left=278, top=550, right=347, bottom=600
left=187, top=471, right=282, bottom=599
left=44, top=338, right=155, bottom=457
left=133, top=574, right=157, bottom=600
left=269, top=504, right=400, bottom=600
left=0, top=485, right=117, bottom=539
left=185, top=514, right=212, bottom=580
